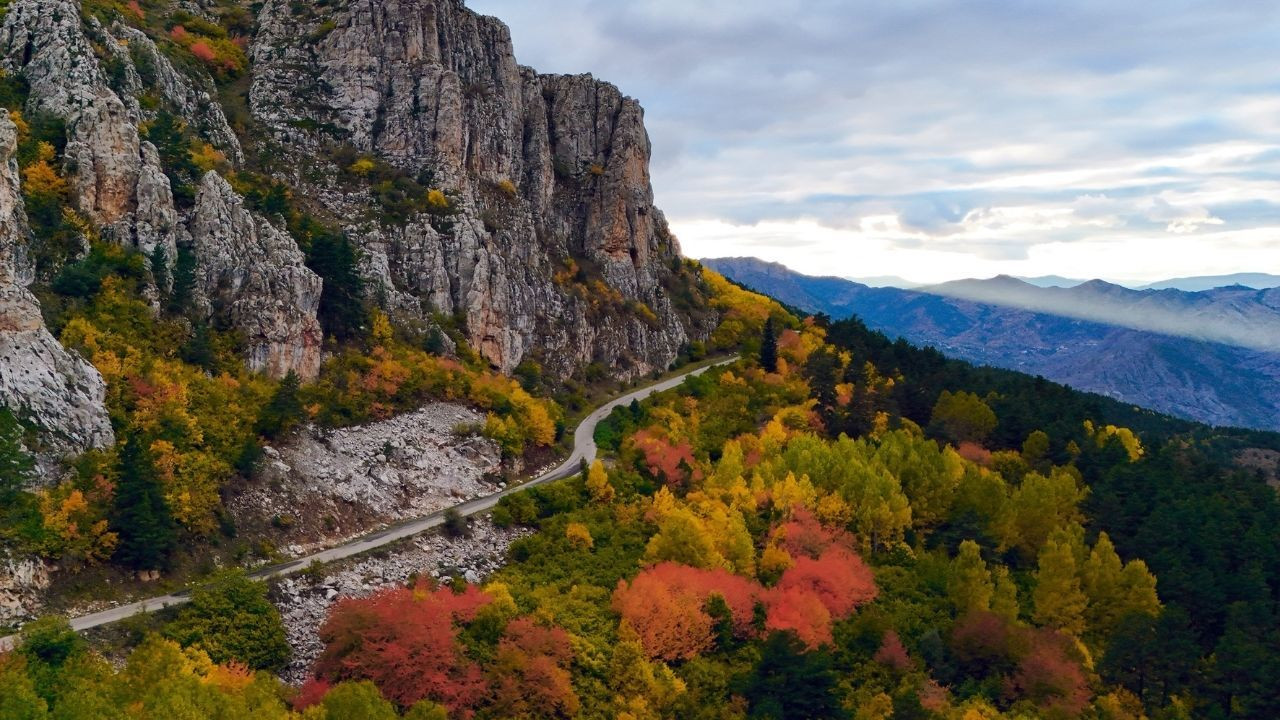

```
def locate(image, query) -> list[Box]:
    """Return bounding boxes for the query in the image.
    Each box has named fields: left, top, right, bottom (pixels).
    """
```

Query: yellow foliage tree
left=586, top=460, right=616, bottom=504
left=565, top=522, right=594, bottom=550
left=22, top=144, right=68, bottom=198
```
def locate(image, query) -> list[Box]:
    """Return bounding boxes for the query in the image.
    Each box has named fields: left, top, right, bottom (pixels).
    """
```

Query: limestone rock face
left=0, top=114, right=114, bottom=471
left=0, top=0, right=711, bottom=467
left=0, top=0, right=322, bottom=383
left=251, top=0, right=709, bottom=378
left=189, top=173, right=324, bottom=380
left=0, top=0, right=141, bottom=228
left=0, top=552, right=50, bottom=625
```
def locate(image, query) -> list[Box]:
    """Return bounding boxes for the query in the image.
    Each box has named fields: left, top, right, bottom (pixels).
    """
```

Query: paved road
left=0, top=357, right=737, bottom=651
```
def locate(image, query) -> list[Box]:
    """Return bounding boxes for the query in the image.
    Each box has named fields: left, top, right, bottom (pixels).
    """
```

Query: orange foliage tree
left=488, top=618, right=580, bottom=718
left=632, top=428, right=700, bottom=487
left=612, top=563, right=761, bottom=661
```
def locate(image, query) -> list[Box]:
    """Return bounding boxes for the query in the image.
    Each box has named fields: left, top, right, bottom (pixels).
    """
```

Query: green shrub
left=164, top=569, right=290, bottom=671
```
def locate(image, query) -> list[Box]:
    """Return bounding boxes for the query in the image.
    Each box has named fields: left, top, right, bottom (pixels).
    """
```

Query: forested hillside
left=5, top=268, right=1278, bottom=719
left=704, top=257, right=1280, bottom=431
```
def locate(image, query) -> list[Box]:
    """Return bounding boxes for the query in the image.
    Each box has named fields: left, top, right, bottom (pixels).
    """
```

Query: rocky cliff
left=249, top=0, right=706, bottom=378
left=0, top=111, right=114, bottom=470
left=0, top=0, right=323, bottom=382
left=0, top=0, right=708, bottom=468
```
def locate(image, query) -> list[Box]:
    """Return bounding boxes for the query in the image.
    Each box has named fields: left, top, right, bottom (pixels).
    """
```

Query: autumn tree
left=1081, top=532, right=1160, bottom=636
left=487, top=618, right=580, bottom=718
left=315, top=582, right=491, bottom=712
left=319, top=681, right=399, bottom=720
left=773, top=547, right=878, bottom=619
left=612, top=563, right=760, bottom=661
left=586, top=459, right=615, bottom=504
left=608, top=621, right=686, bottom=718
left=991, top=565, right=1021, bottom=622
left=1009, top=630, right=1093, bottom=716
left=999, top=468, right=1086, bottom=558
left=873, top=630, right=913, bottom=672
left=0, top=657, right=47, bottom=720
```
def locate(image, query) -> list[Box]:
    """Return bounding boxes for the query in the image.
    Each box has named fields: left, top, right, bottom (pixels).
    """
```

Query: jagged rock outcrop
left=189, top=172, right=324, bottom=379
left=1, top=0, right=144, bottom=231
left=0, top=0, right=322, bottom=381
left=0, top=113, right=114, bottom=470
left=251, top=0, right=709, bottom=378
left=0, top=0, right=712, bottom=464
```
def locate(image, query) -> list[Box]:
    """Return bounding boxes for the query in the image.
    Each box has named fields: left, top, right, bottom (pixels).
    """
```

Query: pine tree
left=741, top=631, right=840, bottom=720
left=0, top=407, right=34, bottom=501
left=148, top=245, right=169, bottom=298
left=307, top=230, right=365, bottom=342
left=111, top=439, right=176, bottom=573
left=166, top=245, right=197, bottom=315
left=255, top=371, right=304, bottom=439
left=760, top=316, right=778, bottom=373
left=948, top=540, right=994, bottom=616
left=1032, top=534, right=1087, bottom=635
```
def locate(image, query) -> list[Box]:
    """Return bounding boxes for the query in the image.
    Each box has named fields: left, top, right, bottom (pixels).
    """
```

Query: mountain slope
left=0, top=0, right=712, bottom=467
left=924, top=275, right=1280, bottom=352
left=703, top=257, right=1280, bottom=431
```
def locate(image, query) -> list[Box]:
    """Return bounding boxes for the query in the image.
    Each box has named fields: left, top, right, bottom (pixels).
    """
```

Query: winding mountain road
left=0, top=357, right=738, bottom=651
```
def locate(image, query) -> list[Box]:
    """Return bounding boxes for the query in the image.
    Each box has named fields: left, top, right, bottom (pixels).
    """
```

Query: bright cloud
left=467, top=0, right=1280, bottom=283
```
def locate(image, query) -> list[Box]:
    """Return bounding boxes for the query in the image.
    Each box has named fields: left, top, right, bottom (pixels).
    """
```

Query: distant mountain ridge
left=920, top=275, right=1280, bottom=352
left=1136, top=273, right=1280, bottom=292
left=703, top=257, right=1280, bottom=431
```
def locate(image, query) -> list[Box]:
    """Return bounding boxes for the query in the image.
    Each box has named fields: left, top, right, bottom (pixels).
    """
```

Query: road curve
left=0, top=356, right=738, bottom=651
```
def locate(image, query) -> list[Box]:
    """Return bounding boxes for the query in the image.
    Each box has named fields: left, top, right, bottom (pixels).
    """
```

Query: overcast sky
left=467, top=0, right=1280, bottom=284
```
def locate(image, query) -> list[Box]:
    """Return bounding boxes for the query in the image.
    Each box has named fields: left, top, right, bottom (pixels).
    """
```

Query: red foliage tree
left=1008, top=630, right=1092, bottom=717
left=612, top=562, right=762, bottom=660
left=488, top=618, right=579, bottom=718
left=293, top=677, right=332, bottom=710
left=314, top=582, right=492, bottom=713
left=956, top=441, right=993, bottom=466
left=773, top=547, right=878, bottom=617
left=763, top=585, right=832, bottom=649
left=949, top=611, right=1017, bottom=671
left=771, top=508, right=854, bottom=560
left=189, top=41, right=218, bottom=66
left=632, top=428, right=700, bottom=486
left=874, top=630, right=913, bottom=672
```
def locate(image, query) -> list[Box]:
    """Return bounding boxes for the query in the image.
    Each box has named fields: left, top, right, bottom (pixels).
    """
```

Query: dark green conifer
left=760, top=316, right=778, bottom=373
left=110, top=438, right=176, bottom=572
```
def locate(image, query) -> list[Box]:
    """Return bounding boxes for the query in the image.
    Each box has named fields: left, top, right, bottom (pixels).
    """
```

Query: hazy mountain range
left=854, top=272, right=1280, bottom=292
left=704, top=258, right=1280, bottom=431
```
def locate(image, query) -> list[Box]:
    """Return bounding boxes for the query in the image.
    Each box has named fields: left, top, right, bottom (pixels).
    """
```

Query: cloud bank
left=467, top=0, right=1280, bottom=283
